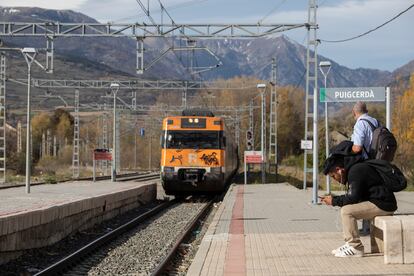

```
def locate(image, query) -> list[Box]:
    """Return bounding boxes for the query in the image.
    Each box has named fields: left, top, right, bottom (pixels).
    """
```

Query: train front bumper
left=161, top=168, right=225, bottom=193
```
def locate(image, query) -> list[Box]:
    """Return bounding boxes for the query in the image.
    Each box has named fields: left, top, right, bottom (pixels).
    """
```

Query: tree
left=52, top=109, right=74, bottom=145
left=31, top=112, right=52, bottom=141
left=31, top=112, right=52, bottom=161
left=277, top=86, right=305, bottom=158
left=393, top=74, right=414, bottom=176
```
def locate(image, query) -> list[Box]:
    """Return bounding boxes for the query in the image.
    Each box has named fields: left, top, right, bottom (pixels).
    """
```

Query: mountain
left=1, top=7, right=413, bottom=94
left=0, top=7, right=188, bottom=80
left=194, top=37, right=394, bottom=87
left=392, top=60, right=414, bottom=79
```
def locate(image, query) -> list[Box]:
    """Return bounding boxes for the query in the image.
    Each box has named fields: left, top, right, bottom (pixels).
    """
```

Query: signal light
left=246, top=130, right=253, bottom=150
left=246, top=130, right=253, bottom=140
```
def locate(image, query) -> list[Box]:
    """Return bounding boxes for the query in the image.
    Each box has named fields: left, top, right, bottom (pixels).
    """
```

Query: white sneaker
left=334, top=244, right=364, bottom=257
left=331, top=243, right=349, bottom=255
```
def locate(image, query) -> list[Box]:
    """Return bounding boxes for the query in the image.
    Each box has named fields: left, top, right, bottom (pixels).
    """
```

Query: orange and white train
left=160, top=109, right=239, bottom=195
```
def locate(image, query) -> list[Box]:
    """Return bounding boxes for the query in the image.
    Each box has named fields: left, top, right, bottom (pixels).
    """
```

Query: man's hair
left=353, top=101, right=368, bottom=114
left=323, top=155, right=345, bottom=175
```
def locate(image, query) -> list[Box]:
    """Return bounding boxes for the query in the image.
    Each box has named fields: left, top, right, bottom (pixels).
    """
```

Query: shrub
left=43, top=174, right=57, bottom=184
left=7, top=152, right=28, bottom=175
left=36, top=156, right=60, bottom=175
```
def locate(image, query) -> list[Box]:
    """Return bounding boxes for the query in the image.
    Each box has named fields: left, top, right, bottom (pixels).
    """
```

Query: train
left=160, top=109, right=239, bottom=195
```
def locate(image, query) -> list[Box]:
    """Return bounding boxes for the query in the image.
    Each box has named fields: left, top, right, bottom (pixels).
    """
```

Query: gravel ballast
left=69, top=201, right=207, bottom=275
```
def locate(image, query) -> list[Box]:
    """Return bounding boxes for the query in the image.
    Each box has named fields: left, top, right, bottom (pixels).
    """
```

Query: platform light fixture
left=257, top=83, right=267, bottom=184
left=319, top=61, right=332, bottom=195
left=21, top=47, right=38, bottom=194
left=110, top=82, right=120, bottom=182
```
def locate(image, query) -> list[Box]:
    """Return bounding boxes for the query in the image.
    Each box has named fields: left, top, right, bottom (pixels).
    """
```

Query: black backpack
left=360, top=119, right=397, bottom=162
left=365, top=159, right=407, bottom=192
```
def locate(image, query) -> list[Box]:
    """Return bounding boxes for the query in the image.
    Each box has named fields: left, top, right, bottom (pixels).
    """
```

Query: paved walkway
left=188, top=183, right=414, bottom=275
left=0, top=180, right=156, bottom=217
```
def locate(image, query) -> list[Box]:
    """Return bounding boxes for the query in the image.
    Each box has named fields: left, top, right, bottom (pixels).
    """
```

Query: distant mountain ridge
left=1, top=6, right=413, bottom=88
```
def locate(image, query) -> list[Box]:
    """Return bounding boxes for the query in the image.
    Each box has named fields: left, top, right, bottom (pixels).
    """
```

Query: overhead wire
left=134, top=0, right=157, bottom=25
left=257, top=0, right=288, bottom=25
left=133, top=0, right=212, bottom=109
left=113, top=0, right=208, bottom=23
left=320, top=3, right=414, bottom=43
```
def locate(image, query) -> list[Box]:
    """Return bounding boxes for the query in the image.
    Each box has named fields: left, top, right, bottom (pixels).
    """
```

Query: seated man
left=320, top=154, right=397, bottom=257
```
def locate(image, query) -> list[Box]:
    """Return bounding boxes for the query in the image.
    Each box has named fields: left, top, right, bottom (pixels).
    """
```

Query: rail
left=34, top=199, right=175, bottom=276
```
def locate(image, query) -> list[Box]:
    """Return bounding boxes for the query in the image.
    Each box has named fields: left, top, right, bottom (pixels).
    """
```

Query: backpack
left=360, top=119, right=397, bottom=162
left=365, top=159, right=407, bottom=192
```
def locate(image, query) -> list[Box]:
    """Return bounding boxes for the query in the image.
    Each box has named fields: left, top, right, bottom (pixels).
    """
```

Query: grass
left=236, top=153, right=414, bottom=193
left=233, top=169, right=305, bottom=189
left=277, top=163, right=414, bottom=192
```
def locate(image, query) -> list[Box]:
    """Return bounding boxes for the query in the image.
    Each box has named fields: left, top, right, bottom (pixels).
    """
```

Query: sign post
left=93, top=149, right=112, bottom=182
left=244, top=151, right=263, bottom=184
left=319, top=86, right=390, bottom=198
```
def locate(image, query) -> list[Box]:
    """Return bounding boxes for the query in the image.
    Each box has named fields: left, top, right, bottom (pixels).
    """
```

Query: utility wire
left=319, top=0, right=330, bottom=7
left=135, top=0, right=212, bottom=108
left=320, top=3, right=414, bottom=43
left=257, top=0, right=288, bottom=25
left=113, top=0, right=208, bottom=23
left=135, top=0, right=157, bottom=25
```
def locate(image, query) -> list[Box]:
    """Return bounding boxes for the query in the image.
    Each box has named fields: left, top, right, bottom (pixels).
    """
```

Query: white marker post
left=386, top=87, right=391, bottom=130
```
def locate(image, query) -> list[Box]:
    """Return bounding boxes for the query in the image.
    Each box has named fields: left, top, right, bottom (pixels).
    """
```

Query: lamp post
left=110, top=82, right=120, bottom=182
left=21, top=48, right=37, bottom=194
left=319, top=61, right=332, bottom=194
left=257, top=83, right=266, bottom=184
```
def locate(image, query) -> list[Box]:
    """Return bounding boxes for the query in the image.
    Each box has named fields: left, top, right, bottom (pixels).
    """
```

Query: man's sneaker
left=334, top=244, right=364, bottom=257
left=331, top=243, right=349, bottom=255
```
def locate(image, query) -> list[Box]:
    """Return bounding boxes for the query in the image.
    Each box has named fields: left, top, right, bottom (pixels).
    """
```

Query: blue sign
left=140, top=128, right=145, bottom=137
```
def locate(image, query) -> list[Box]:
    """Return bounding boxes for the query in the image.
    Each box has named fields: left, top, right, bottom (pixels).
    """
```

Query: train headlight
left=189, top=118, right=193, bottom=123
left=210, top=167, right=222, bottom=173
left=164, top=167, right=174, bottom=173
left=194, top=118, right=199, bottom=123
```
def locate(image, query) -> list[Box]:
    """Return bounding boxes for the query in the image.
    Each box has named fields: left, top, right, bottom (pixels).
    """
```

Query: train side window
left=222, top=136, right=226, bottom=147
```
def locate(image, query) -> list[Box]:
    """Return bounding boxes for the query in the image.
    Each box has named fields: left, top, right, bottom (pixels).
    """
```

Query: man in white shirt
left=351, top=101, right=379, bottom=235
left=351, top=101, right=379, bottom=159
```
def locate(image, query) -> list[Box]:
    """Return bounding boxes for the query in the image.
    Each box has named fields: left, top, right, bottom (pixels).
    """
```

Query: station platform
left=188, top=183, right=414, bottom=276
left=0, top=180, right=157, bottom=264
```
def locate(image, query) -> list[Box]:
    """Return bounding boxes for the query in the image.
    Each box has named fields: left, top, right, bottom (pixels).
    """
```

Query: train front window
left=164, top=131, right=222, bottom=149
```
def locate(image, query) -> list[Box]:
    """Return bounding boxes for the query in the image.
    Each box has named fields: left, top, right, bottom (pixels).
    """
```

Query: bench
left=370, top=215, right=414, bottom=264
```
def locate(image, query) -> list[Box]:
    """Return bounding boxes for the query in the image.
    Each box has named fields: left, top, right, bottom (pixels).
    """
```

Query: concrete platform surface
left=0, top=180, right=155, bottom=216
left=188, top=183, right=414, bottom=276
left=0, top=180, right=157, bottom=264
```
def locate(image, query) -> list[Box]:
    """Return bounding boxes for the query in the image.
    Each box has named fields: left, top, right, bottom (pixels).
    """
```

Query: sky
left=1, top=0, right=413, bottom=71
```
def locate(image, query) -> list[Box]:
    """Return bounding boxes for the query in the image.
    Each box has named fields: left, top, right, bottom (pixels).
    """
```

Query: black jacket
left=332, top=162, right=398, bottom=212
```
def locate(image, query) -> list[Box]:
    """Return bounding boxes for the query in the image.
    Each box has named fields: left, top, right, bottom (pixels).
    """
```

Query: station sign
left=94, top=148, right=112, bottom=161
left=320, top=87, right=386, bottom=102
left=301, top=140, right=313, bottom=150
left=244, top=151, right=263, bottom=164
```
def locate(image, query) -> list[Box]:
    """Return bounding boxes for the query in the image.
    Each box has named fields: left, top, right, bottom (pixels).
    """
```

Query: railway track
left=33, top=196, right=214, bottom=276
left=0, top=171, right=160, bottom=190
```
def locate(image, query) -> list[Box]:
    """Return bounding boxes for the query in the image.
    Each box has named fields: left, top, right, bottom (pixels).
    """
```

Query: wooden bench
left=370, top=215, right=414, bottom=264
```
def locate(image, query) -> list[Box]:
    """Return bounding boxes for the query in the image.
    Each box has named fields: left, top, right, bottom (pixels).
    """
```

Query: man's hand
left=352, top=145, right=363, bottom=154
left=319, top=195, right=333, bottom=205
